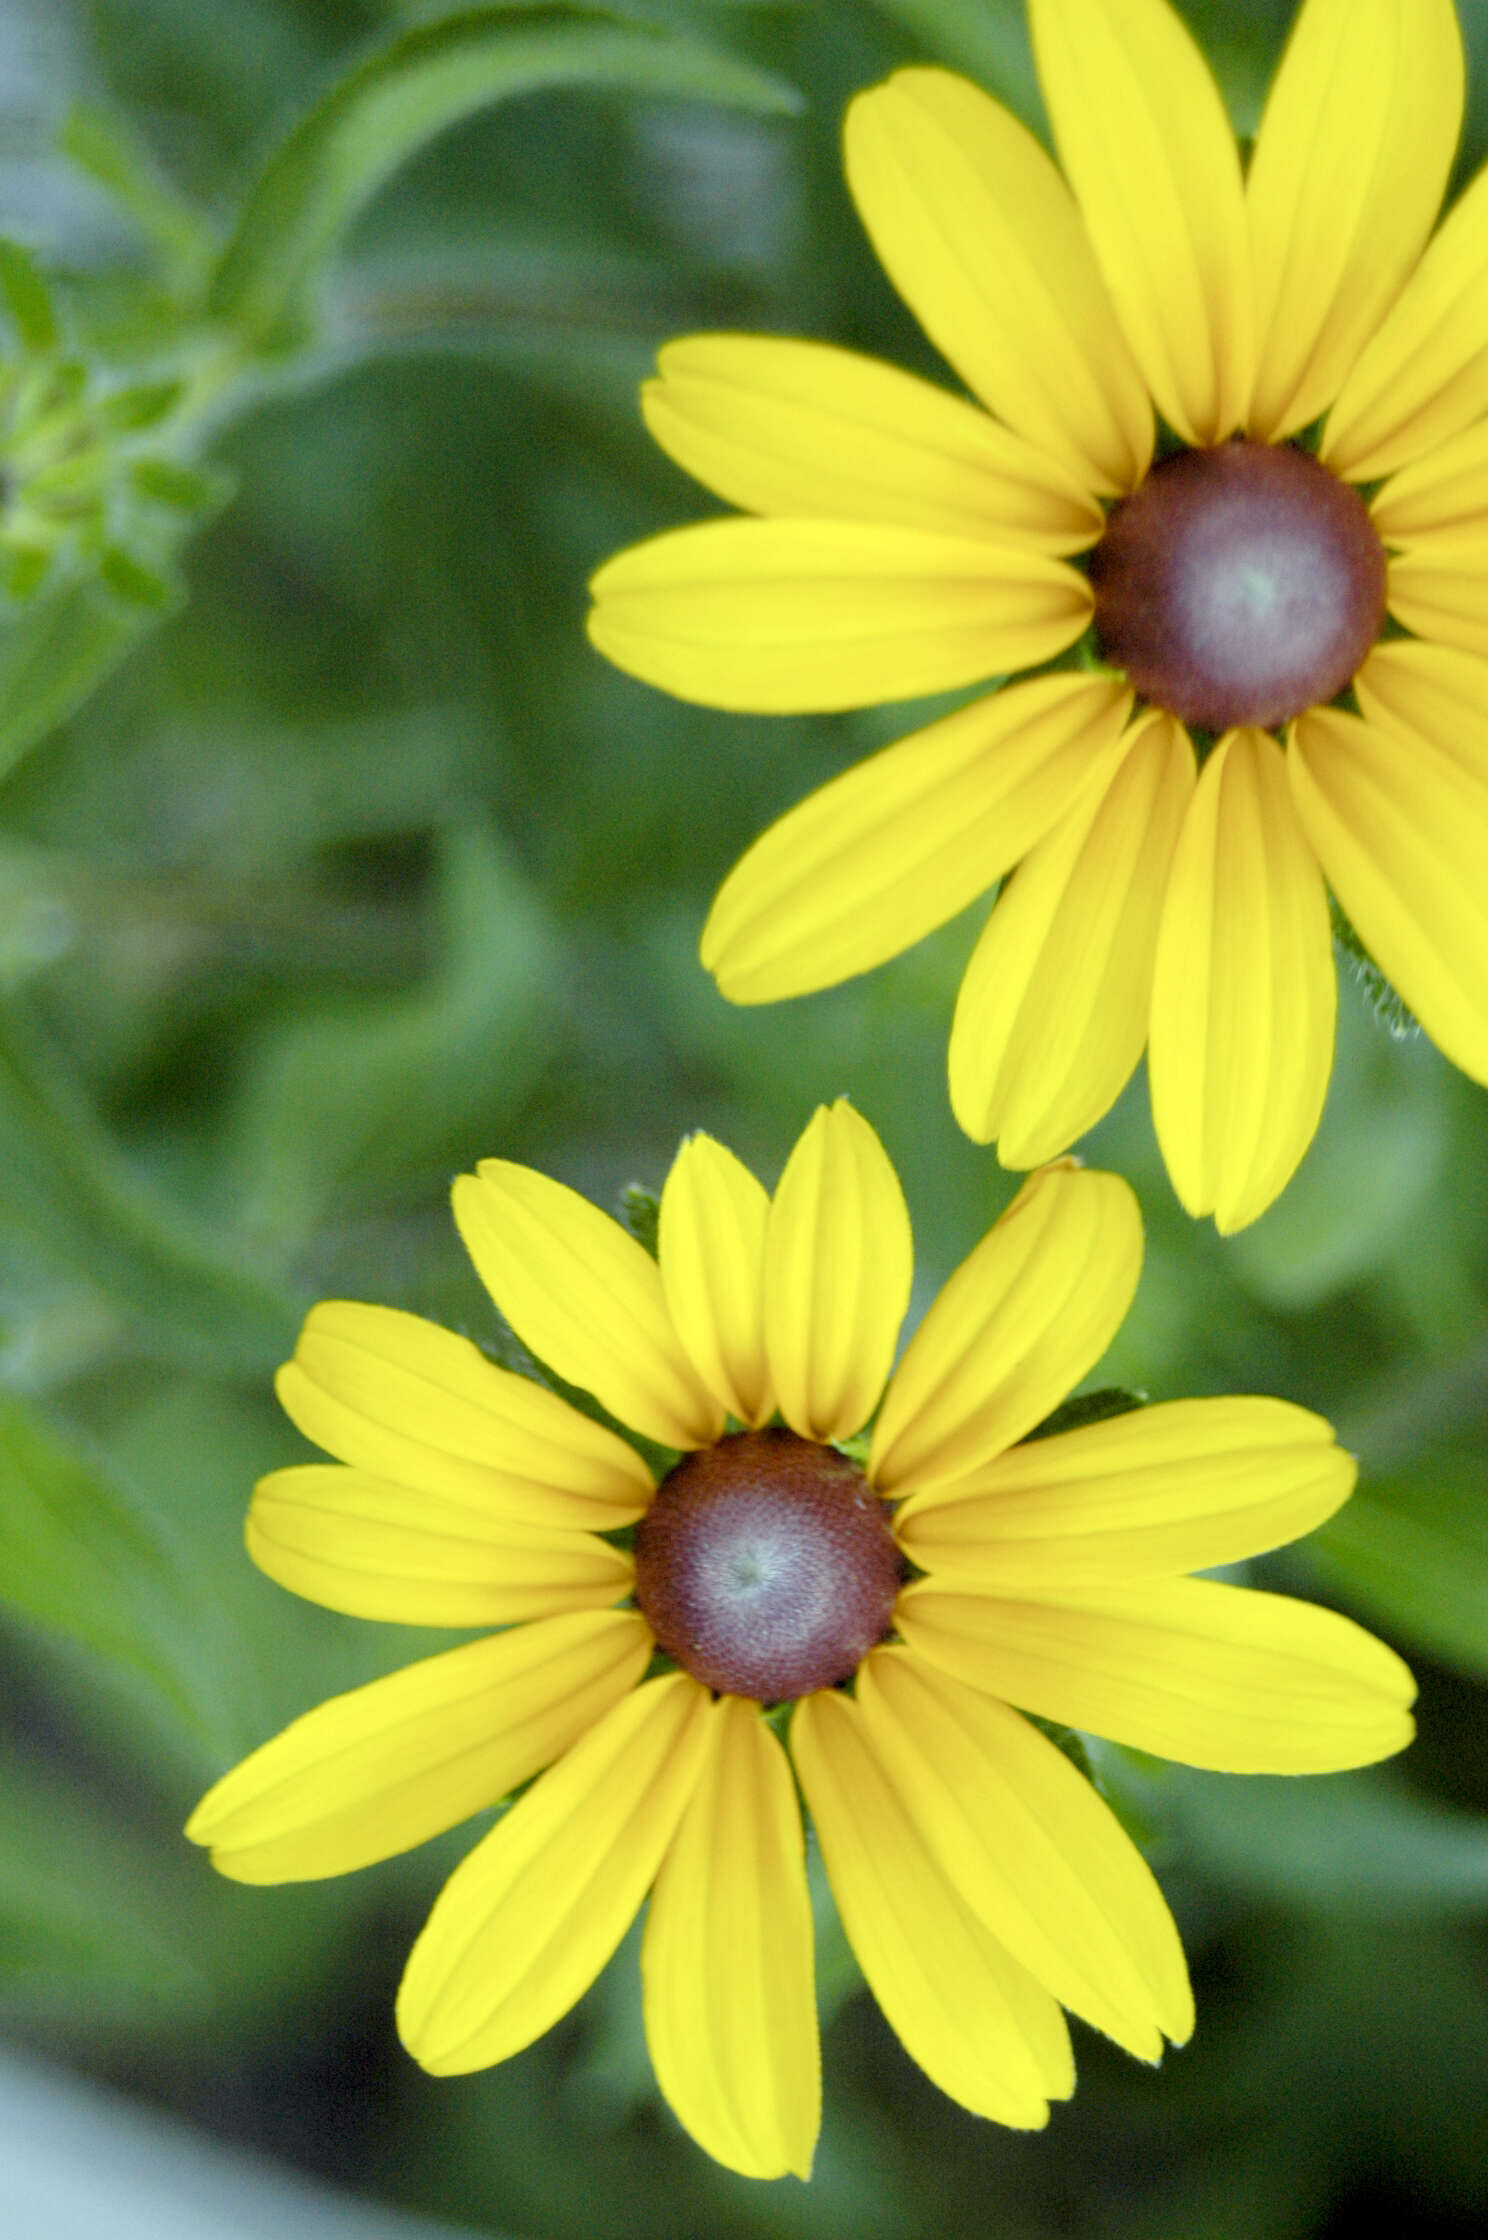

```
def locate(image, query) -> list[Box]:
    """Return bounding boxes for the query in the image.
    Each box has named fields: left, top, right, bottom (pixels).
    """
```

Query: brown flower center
left=1090, top=440, right=1387, bottom=731
left=633, top=1427, right=902, bottom=1701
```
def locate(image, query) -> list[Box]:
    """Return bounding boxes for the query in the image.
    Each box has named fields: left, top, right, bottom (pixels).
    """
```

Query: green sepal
left=619, top=1180, right=660, bottom=1259
left=1022, top=1384, right=1148, bottom=1444
left=1330, top=894, right=1419, bottom=1039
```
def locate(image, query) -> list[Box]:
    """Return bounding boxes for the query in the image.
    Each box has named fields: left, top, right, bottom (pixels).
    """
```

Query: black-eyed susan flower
left=587, top=0, right=1488, bottom=1232
left=188, top=1103, right=1413, bottom=2178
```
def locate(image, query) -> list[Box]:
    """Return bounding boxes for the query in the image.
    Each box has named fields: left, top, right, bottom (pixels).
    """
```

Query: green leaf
left=59, top=102, right=212, bottom=273
left=227, top=819, right=560, bottom=1241
left=94, top=378, right=185, bottom=432
left=0, top=577, right=163, bottom=782
left=0, top=240, right=58, bottom=353
left=1305, top=1454, right=1488, bottom=1683
left=0, top=1748, right=206, bottom=2021
left=208, top=4, right=801, bottom=342
left=98, top=546, right=177, bottom=608
left=0, top=1394, right=227, bottom=1756
left=130, top=456, right=235, bottom=513
left=1168, top=1763, right=1488, bottom=1914
left=1023, top=1385, right=1147, bottom=1443
left=0, top=1001, right=303, bottom=1376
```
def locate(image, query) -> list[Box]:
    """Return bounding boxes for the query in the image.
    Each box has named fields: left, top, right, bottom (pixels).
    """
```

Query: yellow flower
left=587, top=0, right=1488, bottom=1233
left=187, top=1103, right=1412, bottom=2178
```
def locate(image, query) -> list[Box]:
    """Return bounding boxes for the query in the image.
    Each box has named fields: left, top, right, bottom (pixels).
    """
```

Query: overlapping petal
left=586, top=518, right=1090, bottom=715
left=948, top=709, right=1193, bottom=1163
left=275, top=1302, right=652, bottom=1530
left=1149, top=730, right=1336, bottom=1234
left=642, top=1699, right=819, bottom=2182
left=764, top=1101, right=912, bottom=1442
left=1247, top=0, right=1462, bottom=441
left=855, top=1651, right=1191, bottom=2056
left=658, top=1133, right=773, bottom=1426
left=1029, top=0, right=1252, bottom=446
left=1371, top=416, right=1488, bottom=545
left=870, top=1164, right=1141, bottom=1498
left=898, top=1576, right=1416, bottom=1773
left=1386, top=542, right=1488, bottom=662
left=398, top=1673, right=711, bottom=2075
left=1353, top=639, right=1488, bottom=788
left=843, top=66, right=1151, bottom=493
left=247, top=1464, right=632, bottom=1627
left=453, top=1162, right=722, bottom=1450
left=898, top=1397, right=1355, bottom=1586
left=1289, top=705, right=1488, bottom=1084
left=642, top=335, right=1103, bottom=548
left=186, top=1610, right=653, bottom=1885
left=702, top=674, right=1132, bottom=1004
left=792, top=1683, right=1072, bottom=2127
left=1323, top=163, right=1488, bottom=480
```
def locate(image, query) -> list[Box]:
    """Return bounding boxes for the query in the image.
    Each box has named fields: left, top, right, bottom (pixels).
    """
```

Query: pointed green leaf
left=0, top=241, right=58, bottom=353
left=208, top=4, right=801, bottom=341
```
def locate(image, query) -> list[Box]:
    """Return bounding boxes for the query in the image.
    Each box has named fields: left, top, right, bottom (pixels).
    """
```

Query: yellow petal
left=397, top=1672, right=711, bottom=2075
left=949, top=709, right=1194, bottom=1163
left=274, top=1301, right=651, bottom=1531
left=870, top=1166, right=1142, bottom=1500
left=453, top=1164, right=722, bottom=1450
left=1028, top=0, right=1253, bottom=445
left=1247, top=0, right=1463, bottom=440
left=792, top=1684, right=1071, bottom=2126
left=247, top=1463, right=632, bottom=1628
left=1148, top=729, right=1336, bottom=1234
left=898, top=1395, right=1355, bottom=1583
left=642, top=334, right=1104, bottom=548
left=1386, top=540, right=1488, bottom=663
left=658, top=1133, right=773, bottom=1427
left=1371, top=416, right=1488, bottom=544
left=702, top=674, right=1133, bottom=1004
left=764, top=1102, right=912, bottom=1442
left=186, top=1609, right=652, bottom=1885
left=642, top=1699, right=819, bottom=2182
left=1354, top=639, right=1488, bottom=788
left=842, top=67, right=1151, bottom=494
left=586, top=518, right=1090, bottom=715
left=898, top=1576, right=1416, bottom=1773
left=856, top=1649, right=1191, bottom=2057
left=1289, top=705, right=1488, bottom=1084
left=1323, top=162, right=1488, bottom=481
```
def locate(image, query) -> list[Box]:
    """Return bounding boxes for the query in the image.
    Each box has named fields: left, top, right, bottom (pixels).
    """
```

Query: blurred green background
left=4, top=2, right=1488, bottom=2234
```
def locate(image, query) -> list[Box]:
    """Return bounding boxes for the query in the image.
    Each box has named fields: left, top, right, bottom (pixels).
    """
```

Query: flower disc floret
left=635, top=1428, right=902, bottom=1700
left=187, top=1105, right=1415, bottom=2184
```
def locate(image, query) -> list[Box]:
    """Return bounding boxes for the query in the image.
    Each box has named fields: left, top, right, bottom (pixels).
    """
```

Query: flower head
left=587, top=0, right=1488, bottom=1232
left=188, top=1104, right=1413, bottom=2178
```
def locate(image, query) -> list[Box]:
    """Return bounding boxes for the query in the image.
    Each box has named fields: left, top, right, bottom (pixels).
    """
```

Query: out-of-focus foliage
left=1, top=2, right=1487, bottom=2235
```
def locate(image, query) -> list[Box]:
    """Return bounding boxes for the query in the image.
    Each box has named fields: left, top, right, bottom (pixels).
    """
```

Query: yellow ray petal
left=1371, top=416, right=1488, bottom=544
left=870, top=1166, right=1141, bottom=1501
left=186, top=1609, right=652, bottom=1885
left=856, top=1649, right=1191, bottom=2056
left=1247, top=0, right=1462, bottom=440
left=274, top=1302, right=651, bottom=1531
left=1028, top=0, right=1253, bottom=446
left=658, top=1133, right=773, bottom=1427
left=702, top=673, right=1133, bottom=1004
left=1323, top=163, right=1488, bottom=481
left=1386, top=541, right=1488, bottom=662
left=247, top=1464, right=632, bottom=1627
left=452, top=1164, right=722, bottom=1451
left=1148, top=730, right=1336, bottom=1234
left=1289, top=704, right=1488, bottom=1084
left=949, top=709, right=1193, bottom=1164
left=842, top=68, right=1151, bottom=495
left=792, top=1685, right=1071, bottom=2126
left=1354, top=639, right=1488, bottom=788
left=898, top=1576, right=1416, bottom=1773
left=642, top=1699, right=819, bottom=2182
left=586, top=518, right=1090, bottom=715
left=642, top=334, right=1104, bottom=549
left=898, top=1396, right=1355, bottom=1583
left=764, top=1102, right=912, bottom=1442
left=398, top=1672, right=711, bottom=2075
